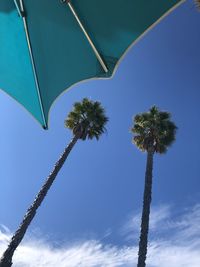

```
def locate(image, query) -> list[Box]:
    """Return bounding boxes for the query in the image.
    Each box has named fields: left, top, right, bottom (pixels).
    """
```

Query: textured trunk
left=137, top=149, right=154, bottom=267
left=0, top=135, right=79, bottom=267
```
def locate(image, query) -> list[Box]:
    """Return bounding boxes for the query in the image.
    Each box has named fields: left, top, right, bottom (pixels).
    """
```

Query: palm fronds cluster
left=65, top=98, right=108, bottom=140
left=132, top=106, right=177, bottom=154
left=195, top=0, right=200, bottom=10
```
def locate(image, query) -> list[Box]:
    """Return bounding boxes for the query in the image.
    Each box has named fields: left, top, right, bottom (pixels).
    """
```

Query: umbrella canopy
left=0, top=0, right=184, bottom=129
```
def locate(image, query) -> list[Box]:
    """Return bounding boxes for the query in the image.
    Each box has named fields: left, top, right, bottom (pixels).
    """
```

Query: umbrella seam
left=19, top=0, right=47, bottom=129
left=13, top=0, right=23, bottom=17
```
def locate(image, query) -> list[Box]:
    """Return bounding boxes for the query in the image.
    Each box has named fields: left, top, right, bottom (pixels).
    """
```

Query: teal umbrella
left=0, top=0, right=185, bottom=129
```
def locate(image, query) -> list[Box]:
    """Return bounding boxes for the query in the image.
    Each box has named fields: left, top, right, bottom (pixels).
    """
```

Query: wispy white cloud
left=0, top=237, right=136, bottom=267
left=0, top=204, right=200, bottom=267
left=122, top=204, right=172, bottom=240
left=170, top=204, right=200, bottom=244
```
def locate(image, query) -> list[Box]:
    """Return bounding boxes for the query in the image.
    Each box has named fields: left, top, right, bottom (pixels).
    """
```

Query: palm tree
left=131, top=106, right=177, bottom=267
left=0, top=98, right=108, bottom=267
left=195, top=0, right=200, bottom=10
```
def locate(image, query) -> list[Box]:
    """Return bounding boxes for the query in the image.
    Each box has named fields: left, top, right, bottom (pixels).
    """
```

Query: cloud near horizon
left=1, top=204, right=200, bottom=267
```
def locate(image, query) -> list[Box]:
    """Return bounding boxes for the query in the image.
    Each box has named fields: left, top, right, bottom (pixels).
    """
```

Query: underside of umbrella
left=0, top=0, right=185, bottom=129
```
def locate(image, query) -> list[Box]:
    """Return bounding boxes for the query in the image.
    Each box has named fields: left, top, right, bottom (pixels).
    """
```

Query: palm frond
left=131, top=106, right=177, bottom=154
left=65, top=98, right=108, bottom=140
left=195, top=0, right=200, bottom=10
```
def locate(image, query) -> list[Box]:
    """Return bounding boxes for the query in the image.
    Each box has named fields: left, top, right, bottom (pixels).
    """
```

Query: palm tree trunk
left=0, top=134, right=79, bottom=267
left=137, top=149, right=154, bottom=267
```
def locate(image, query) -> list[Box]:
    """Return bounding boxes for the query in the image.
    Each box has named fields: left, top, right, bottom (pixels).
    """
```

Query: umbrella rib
left=65, top=1, right=108, bottom=73
left=18, top=0, right=47, bottom=129
left=13, top=0, right=24, bottom=17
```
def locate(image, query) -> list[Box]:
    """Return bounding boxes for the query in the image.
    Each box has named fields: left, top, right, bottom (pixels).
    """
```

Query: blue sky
left=0, top=0, right=200, bottom=266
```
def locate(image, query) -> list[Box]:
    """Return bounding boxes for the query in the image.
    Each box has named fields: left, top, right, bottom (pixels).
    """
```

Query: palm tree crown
left=131, top=106, right=177, bottom=153
left=195, top=0, right=200, bottom=10
left=65, top=98, right=108, bottom=140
